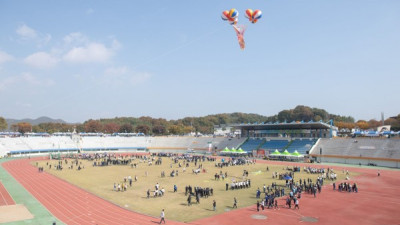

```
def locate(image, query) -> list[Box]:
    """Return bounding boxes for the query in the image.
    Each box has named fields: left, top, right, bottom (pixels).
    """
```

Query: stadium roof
left=232, top=121, right=332, bottom=130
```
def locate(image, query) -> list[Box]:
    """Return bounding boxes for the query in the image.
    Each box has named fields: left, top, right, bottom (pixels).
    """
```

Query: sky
left=0, top=0, right=399, bottom=123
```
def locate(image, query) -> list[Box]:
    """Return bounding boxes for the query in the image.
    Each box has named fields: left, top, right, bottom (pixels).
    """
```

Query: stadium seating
left=260, top=140, right=289, bottom=151
left=0, top=136, right=247, bottom=156
left=312, top=138, right=400, bottom=159
left=240, top=138, right=264, bottom=152
left=285, top=139, right=317, bottom=154
left=214, top=137, right=246, bottom=150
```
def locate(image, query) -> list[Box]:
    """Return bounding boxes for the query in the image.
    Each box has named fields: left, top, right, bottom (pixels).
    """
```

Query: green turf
left=38, top=156, right=354, bottom=222
left=0, top=158, right=64, bottom=225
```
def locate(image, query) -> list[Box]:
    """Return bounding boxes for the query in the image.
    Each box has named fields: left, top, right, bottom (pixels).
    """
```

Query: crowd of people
left=38, top=152, right=365, bottom=222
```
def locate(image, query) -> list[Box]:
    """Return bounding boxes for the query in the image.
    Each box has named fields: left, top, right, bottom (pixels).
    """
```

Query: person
left=233, top=197, right=237, bottom=208
left=378, top=170, right=380, bottom=176
left=294, top=199, right=299, bottom=210
left=159, top=209, right=165, bottom=224
left=213, top=200, right=216, bottom=211
left=256, top=201, right=260, bottom=212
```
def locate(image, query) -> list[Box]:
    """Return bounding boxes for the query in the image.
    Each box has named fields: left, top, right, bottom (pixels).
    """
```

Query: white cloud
left=15, top=24, right=52, bottom=47
left=0, top=51, right=14, bottom=64
left=24, top=52, right=59, bottom=69
left=0, top=76, right=19, bottom=91
left=63, top=32, right=88, bottom=45
left=16, top=24, right=37, bottom=39
left=63, top=43, right=113, bottom=63
left=0, top=72, right=54, bottom=92
left=104, top=66, right=151, bottom=86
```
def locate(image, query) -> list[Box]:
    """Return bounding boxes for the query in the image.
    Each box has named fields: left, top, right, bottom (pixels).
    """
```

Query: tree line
left=1, top=105, right=399, bottom=134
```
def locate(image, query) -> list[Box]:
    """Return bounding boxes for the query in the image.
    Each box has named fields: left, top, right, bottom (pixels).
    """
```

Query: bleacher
left=312, top=138, right=400, bottom=159
left=240, top=138, right=264, bottom=152
left=215, top=137, right=246, bottom=150
left=285, top=139, right=317, bottom=154
left=260, top=140, right=289, bottom=151
left=0, top=135, right=247, bottom=156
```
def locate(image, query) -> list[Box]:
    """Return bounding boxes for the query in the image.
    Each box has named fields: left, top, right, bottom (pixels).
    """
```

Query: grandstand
left=0, top=136, right=246, bottom=157
left=239, top=138, right=264, bottom=152
left=233, top=120, right=336, bottom=138
left=311, top=138, right=400, bottom=168
left=1, top=123, right=399, bottom=168
left=238, top=138, right=317, bottom=154
left=259, top=139, right=289, bottom=152
left=286, top=139, right=317, bottom=154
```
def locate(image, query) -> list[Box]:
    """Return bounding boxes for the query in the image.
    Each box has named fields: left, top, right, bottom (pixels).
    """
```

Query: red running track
left=193, top=160, right=400, bottom=225
left=0, top=182, right=15, bottom=206
left=2, top=158, right=186, bottom=225
left=3, top=158, right=400, bottom=225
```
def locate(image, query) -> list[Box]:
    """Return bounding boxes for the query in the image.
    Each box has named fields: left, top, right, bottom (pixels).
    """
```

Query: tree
left=104, top=123, right=120, bottom=134
left=16, top=122, right=32, bottom=134
left=119, top=124, right=133, bottom=133
left=84, top=120, right=103, bottom=133
left=312, top=108, right=329, bottom=121
left=277, top=110, right=293, bottom=122
left=152, top=125, right=166, bottom=135
left=183, top=126, right=193, bottom=134
left=0, top=117, right=7, bottom=131
left=356, top=120, right=369, bottom=130
left=335, top=122, right=355, bottom=130
left=368, top=119, right=381, bottom=129
left=292, top=105, right=314, bottom=121
left=135, top=125, right=150, bottom=134
left=168, top=125, right=182, bottom=135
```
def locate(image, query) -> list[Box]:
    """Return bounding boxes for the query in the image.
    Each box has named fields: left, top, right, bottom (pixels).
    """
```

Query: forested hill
left=3, top=105, right=399, bottom=134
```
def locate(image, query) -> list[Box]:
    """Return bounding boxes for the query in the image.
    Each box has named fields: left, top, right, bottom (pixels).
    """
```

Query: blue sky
left=0, top=0, right=399, bottom=123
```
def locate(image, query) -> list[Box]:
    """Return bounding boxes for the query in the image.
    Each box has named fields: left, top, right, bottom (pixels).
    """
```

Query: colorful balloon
left=244, top=9, right=262, bottom=23
left=229, top=8, right=238, bottom=18
left=221, top=10, right=229, bottom=21
left=222, top=9, right=238, bottom=25
left=253, top=10, right=262, bottom=20
left=245, top=9, right=253, bottom=20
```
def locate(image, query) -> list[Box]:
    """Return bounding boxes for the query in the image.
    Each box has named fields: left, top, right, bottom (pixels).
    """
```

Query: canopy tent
left=290, top=150, right=304, bottom=157
left=269, top=149, right=282, bottom=156
left=235, top=148, right=247, bottom=154
left=222, top=147, right=230, bottom=152
left=281, top=150, right=291, bottom=156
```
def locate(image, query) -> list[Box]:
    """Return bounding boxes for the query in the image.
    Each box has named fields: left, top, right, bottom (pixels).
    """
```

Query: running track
left=0, top=182, right=15, bottom=206
left=3, top=158, right=185, bottom=225
left=3, top=158, right=400, bottom=225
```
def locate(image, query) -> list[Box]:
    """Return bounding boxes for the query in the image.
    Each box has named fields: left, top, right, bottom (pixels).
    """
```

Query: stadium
left=0, top=120, right=400, bottom=224
left=1, top=1, right=400, bottom=224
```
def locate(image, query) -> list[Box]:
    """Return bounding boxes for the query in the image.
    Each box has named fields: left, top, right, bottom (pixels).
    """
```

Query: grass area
left=35, top=156, right=354, bottom=222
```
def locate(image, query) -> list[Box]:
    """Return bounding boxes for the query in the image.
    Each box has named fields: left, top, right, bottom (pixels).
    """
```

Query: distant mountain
left=6, top=116, right=67, bottom=128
